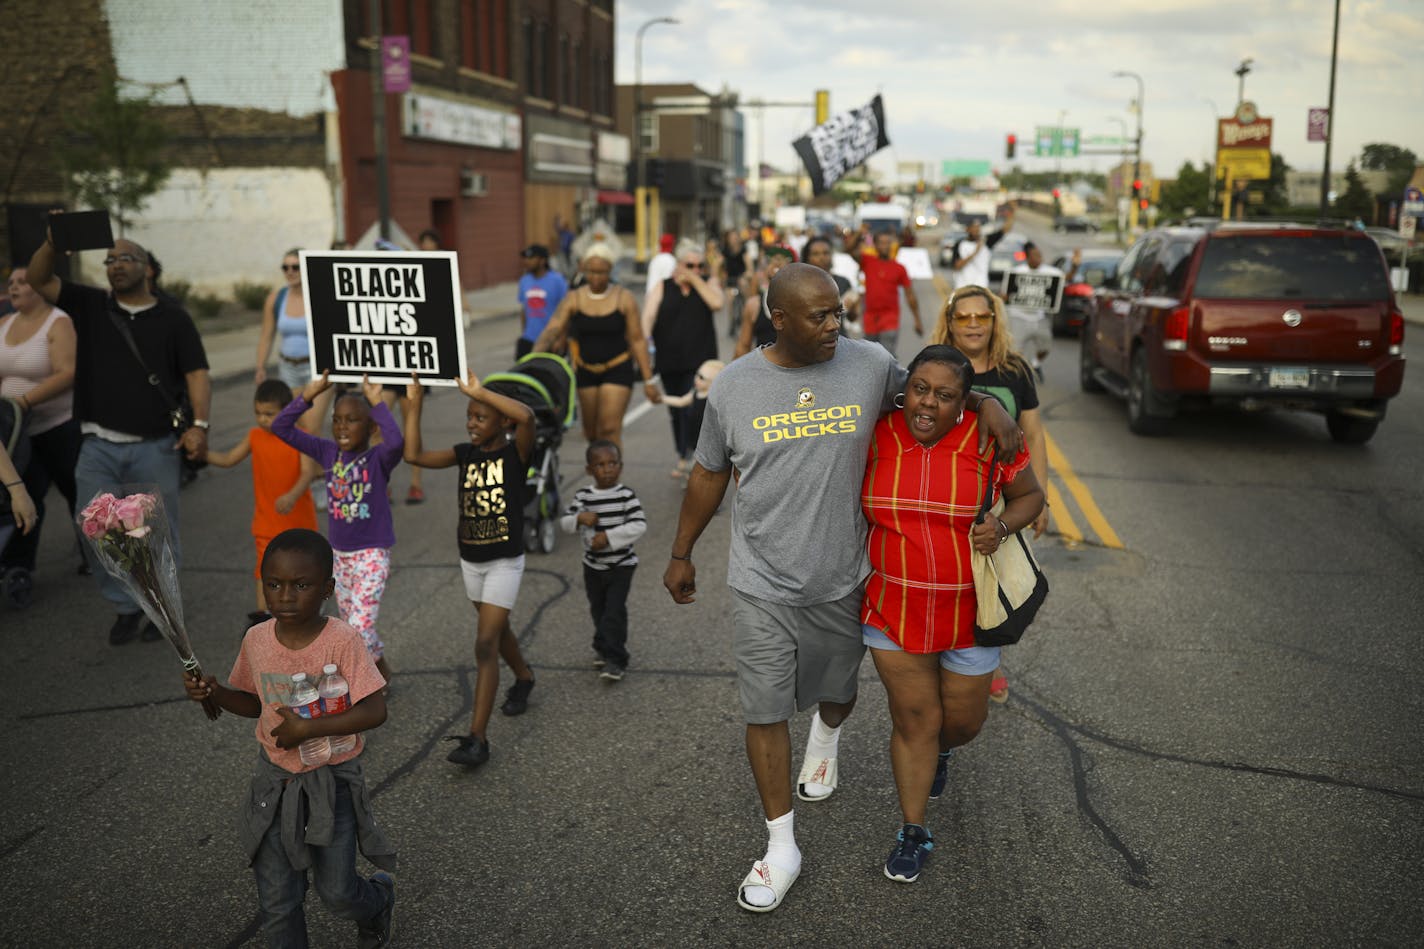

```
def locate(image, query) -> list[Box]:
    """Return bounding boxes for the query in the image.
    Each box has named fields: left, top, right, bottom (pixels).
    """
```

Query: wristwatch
left=192, top=419, right=211, bottom=430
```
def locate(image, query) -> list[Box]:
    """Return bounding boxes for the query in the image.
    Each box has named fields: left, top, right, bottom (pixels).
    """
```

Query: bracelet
left=4, top=480, right=23, bottom=488
left=997, top=520, right=1011, bottom=540
left=670, top=551, right=692, bottom=561
left=646, top=374, right=662, bottom=386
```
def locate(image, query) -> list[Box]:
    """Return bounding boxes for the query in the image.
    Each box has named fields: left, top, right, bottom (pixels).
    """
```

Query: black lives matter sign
left=793, top=95, right=891, bottom=197
left=1001, top=271, right=1064, bottom=314
left=299, top=250, right=468, bottom=386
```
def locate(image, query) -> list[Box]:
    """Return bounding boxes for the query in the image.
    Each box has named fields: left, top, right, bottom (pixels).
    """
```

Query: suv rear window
left=1194, top=235, right=1389, bottom=301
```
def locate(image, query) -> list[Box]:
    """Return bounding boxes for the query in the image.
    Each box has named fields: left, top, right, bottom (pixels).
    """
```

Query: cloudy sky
left=615, top=0, right=1424, bottom=185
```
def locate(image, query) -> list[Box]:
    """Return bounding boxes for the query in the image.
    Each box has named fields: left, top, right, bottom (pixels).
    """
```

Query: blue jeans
left=74, top=434, right=182, bottom=614
left=252, top=780, right=390, bottom=949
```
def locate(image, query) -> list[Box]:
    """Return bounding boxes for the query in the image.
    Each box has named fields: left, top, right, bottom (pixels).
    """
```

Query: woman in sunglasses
left=929, top=285, right=1050, bottom=704
left=255, top=250, right=311, bottom=392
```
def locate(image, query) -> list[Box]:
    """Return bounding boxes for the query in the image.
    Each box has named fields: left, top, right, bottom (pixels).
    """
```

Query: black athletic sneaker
left=108, top=613, right=141, bottom=646
left=884, top=823, right=934, bottom=883
left=500, top=676, right=535, bottom=716
left=600, top=663, right=625, bottom=682
left=357, top=872, right=395, bottom=947
left=444, top=734, right=490, bottom=767
left=928, top=749, right=954, bottom=800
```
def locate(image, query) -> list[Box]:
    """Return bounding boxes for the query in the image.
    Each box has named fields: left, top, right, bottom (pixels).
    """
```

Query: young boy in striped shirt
left=560, top=439, right=646, bottom=681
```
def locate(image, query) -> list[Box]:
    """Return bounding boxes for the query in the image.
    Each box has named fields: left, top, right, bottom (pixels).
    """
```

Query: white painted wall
left=124, top=168, right=335, bottom=294
left=104, top=0, right=346, bottom=115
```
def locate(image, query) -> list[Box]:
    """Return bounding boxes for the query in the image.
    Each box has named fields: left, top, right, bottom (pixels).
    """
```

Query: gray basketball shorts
left=730, top=582, right=867, bottom=725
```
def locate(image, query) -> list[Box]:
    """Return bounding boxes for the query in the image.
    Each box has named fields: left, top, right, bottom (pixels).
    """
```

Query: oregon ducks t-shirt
left=696, top=339, right=905, bottom=605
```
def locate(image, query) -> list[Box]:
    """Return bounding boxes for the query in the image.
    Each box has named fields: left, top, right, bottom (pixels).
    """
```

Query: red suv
left=1079, top=223, right=1406, bottom=442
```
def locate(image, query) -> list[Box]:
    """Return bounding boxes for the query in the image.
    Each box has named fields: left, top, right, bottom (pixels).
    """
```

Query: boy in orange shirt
left=206, top=379, right=322, bottom=625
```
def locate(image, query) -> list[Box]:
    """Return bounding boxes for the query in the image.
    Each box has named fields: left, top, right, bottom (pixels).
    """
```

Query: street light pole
left=1055, top=109, right=1067, bottom=190
left=1106, top=115, right=1129, bottom=238
left=369, top=0, right=391, bottom=240
left=633, top=16, right=677, bottom=265
left=1113, top=70, right=1144, bottom=234
left=1319, top=0, right=1340, bottom=219
left=1202, top=98, right=1220, bottom=207
left=1235, top=58, right=1254, bottom=108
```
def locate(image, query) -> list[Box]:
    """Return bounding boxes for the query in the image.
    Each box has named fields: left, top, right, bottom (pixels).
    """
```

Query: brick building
left=3, top=0, right=619, bottom=294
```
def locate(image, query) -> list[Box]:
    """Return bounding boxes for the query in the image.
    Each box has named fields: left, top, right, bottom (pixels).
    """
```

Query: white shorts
left=459, top=555, right=526, bottom=610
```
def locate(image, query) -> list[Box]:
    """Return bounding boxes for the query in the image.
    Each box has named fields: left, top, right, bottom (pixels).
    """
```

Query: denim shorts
left=862, top=624, right=1001, bottom=676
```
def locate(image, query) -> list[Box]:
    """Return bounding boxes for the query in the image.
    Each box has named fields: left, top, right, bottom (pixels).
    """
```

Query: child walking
left=182, top=528, right=395, bottom=947
left=559, top=439, right=646, bottom=681
left=273, top=372, right=403, bottom=683
left=205, top=379, right=322, bottom=627
left=403, top=370, right=537, bottom=768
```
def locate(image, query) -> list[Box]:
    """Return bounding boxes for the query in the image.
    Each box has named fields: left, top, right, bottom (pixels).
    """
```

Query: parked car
left=938, top=230, right=967, bottom=268
left=1051, top=248, right=1124, bottom=336
left=1054, top=215, right=1099, bottom=233
left=987, top=233, right=1028, bottom=291
left=1079, top=223, right=1405, bottom=442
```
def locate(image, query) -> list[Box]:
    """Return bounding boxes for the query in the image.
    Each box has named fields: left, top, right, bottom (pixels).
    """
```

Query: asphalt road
left=3, top=223, right=1422, bottom=947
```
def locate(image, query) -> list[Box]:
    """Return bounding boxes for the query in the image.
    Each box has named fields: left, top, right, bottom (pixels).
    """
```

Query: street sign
left=1404, top=187, right=1424, bottom=215
left=1033, top=126, right=1081, bottom=157
left=1083, top=134, right=1126, bottom=146
left=941, top=159, right=992, bottom=178
left=1307, top=107, right=1329, bottom=143
left=1216, top=147, right=1271, bottom=181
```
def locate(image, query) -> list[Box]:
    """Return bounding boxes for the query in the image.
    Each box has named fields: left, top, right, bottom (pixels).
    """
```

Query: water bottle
left=289, top=672, right=331, bottom=767
left=318, top=664, right=357, bottom=755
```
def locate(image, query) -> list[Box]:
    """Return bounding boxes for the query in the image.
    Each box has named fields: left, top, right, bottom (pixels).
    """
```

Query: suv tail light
left=1163, top=306, right=1189, bottom=352
left=1389, top=308, right=1404, bottom=355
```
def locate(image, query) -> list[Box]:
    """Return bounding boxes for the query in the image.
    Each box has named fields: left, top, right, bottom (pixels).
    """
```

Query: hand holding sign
left=302, top=371, right=333, bottom=404
left=360, top=375, right=383, bottom=405
left=405, top=373, right=425, bottom=406
left=455, top=367, right=484, bottom=400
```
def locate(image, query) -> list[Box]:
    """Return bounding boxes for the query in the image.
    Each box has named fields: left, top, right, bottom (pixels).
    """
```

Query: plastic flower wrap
left=79, top=487, right=220, bottom=721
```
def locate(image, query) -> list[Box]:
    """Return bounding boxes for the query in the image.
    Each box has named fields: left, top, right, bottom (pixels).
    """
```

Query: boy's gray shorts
left=730, top=582, right=867, bottom=725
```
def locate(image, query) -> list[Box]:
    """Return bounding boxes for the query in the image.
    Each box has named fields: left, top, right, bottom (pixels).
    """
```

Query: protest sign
left=895, top=247, right=934, bottom=281
left=1001, top=270, right=1064, bottom=313
left=793, top=95, right=891, bottom=196
left=299, top=250, right=467, bottom=386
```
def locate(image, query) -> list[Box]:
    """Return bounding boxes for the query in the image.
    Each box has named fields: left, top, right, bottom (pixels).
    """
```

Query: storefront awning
left=597, top=190, right=634, bottom=205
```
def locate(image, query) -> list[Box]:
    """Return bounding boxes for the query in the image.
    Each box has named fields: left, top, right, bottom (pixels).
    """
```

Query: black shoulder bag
left=105, top=306, right=207, bottom=472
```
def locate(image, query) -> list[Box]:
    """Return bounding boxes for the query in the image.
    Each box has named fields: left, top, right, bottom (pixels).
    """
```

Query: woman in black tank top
left=533, top=248, right=660, bottom=446
left=641, top=245, right=725, bottom=475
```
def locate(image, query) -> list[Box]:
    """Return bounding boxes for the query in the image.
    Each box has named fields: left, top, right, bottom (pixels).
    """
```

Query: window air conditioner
left=461, top=170, right=489, bottom=197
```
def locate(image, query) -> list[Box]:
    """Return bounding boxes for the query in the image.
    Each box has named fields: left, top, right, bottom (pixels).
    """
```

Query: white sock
left=800, top=712, right=840, bottom=796
left=742, top=811, right=801, bottom=908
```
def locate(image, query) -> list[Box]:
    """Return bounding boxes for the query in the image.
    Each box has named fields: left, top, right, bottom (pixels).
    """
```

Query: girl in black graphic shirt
left=402, top=371, right=536, bottom=769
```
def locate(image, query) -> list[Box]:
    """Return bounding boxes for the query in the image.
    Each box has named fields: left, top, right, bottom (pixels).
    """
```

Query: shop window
left=462, top=0, right=509, bottom=77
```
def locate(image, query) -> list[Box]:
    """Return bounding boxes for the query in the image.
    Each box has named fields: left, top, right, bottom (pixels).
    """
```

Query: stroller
left=484, top=352, right=575, bottom=554
left=0, top=396, right=34, bottom=608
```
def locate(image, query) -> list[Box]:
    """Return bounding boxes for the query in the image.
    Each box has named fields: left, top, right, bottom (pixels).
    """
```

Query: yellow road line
left=932, top=272, right=953, bottom=303
left=1044, top=431, right=1124, bottom=549
left=1044, top=479, right=1084, bottom=545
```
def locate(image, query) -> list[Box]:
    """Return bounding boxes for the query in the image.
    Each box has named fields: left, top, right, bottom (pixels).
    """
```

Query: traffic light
left=1006, top=134, right=1017, bottom=159
left=1132, top=179, right=1143, bottom=196
left=1052, top=188, right=1061, bottom=199
left=648, top=158, right=666, bottom=188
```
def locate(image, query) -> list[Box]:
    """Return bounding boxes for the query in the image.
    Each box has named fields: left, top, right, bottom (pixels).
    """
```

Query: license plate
left=1269, top=367, right=1310, bottom=389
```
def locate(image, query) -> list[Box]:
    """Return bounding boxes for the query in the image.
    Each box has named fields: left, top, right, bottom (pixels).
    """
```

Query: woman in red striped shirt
left=861, top=344, right=1044, bottom=883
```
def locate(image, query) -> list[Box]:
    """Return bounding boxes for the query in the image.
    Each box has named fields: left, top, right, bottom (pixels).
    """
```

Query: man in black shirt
left=27, top=234, right=211, bottom=645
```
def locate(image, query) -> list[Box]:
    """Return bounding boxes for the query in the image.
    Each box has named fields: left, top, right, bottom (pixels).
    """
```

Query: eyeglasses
left=951, top=310, right=994, bottom=324
left=103, top=254, right=143, bottom=266
left=281, top=264, right=301, bottom=272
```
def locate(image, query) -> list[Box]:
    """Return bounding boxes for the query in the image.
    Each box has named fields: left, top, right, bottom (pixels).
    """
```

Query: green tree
left=59, top=74, right=170, bottom=235
left=1360, top=142, right=1418, bottom=195
left=1158, top=161, right=1211, bottom=217
left=1333, top=162, right=1374, bottom=222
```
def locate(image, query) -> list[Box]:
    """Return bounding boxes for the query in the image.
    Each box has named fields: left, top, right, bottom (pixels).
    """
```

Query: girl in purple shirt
left=273, top=374, right=403, bottom=682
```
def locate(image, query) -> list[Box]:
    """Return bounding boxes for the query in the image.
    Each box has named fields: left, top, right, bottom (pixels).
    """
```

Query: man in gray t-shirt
left=663, top=263, right=1019, bottom=912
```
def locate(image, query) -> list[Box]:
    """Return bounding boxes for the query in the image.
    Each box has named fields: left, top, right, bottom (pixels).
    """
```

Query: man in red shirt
left=859, top=231, right=922, bottom=357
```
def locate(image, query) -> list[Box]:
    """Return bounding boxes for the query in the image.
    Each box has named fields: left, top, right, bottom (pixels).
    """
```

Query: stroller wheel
left=523, top=520, right=541, bottom=553
left=3, top=567, right=34, bottom=609
left=537, top=518, right=557, bottom=554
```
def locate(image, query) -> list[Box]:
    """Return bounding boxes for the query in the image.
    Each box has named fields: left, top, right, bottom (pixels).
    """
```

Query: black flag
left=793, top=95, right=891, bottom=196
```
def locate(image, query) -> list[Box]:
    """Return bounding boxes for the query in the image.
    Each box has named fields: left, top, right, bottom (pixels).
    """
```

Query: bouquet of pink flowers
left=79, top=488, right=220, bottom=720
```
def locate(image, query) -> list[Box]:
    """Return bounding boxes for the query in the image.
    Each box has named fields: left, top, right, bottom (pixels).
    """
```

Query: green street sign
left=1084, top=134, right=1126, bottom=146
left=1034, top=126, right=1081, bottom=157
left=941, top=159, right=992, bottom=177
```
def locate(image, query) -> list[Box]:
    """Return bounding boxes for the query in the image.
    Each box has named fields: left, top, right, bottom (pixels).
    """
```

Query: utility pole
left=369, top=0, right=390, bottom=240
left=1114, top=71, right=1144, bottom=234
left=633, top=16, right=677, bottom=265
left=1319, top=0, right=1340, bottom=219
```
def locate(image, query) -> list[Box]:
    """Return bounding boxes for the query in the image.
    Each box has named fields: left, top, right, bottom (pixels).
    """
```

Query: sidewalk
left=1399, top=291, right=1424, bottom=327
left=202, top=280, right=522, bottom=384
